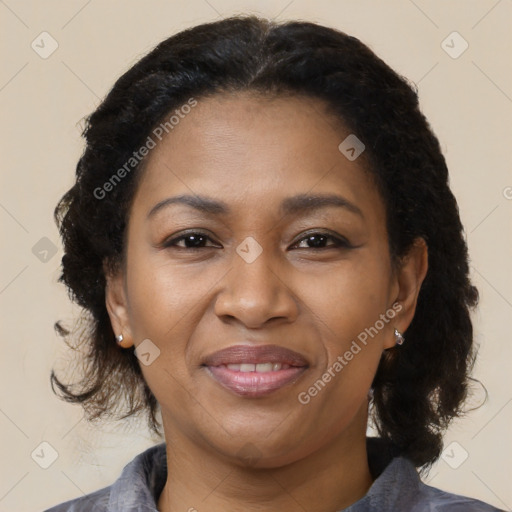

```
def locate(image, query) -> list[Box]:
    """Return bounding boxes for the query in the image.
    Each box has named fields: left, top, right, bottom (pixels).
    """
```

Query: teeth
left=256, top=363, right=273, bottom=372
left=224, top=362, right=287, bottom=372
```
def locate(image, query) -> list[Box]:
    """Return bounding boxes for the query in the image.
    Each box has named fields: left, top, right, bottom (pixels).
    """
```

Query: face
left=107, top=92, right=424, bottom=468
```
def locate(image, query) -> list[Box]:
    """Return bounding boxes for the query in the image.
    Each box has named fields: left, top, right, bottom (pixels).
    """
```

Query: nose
left=214, top=243, right=299, bottom=329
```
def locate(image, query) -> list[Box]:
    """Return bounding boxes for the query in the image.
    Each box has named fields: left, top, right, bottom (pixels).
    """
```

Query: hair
left=51, top=14, right=480, bottom=468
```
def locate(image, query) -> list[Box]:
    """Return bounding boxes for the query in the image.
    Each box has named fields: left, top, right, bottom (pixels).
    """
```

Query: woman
left=46, top=15, right=503, bottom=512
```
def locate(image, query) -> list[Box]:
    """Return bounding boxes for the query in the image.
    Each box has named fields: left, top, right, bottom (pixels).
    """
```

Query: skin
left=105, top=92, right=428, bottom=512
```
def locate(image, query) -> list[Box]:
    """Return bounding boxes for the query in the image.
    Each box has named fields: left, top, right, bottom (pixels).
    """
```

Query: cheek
left=297, top=253, right=391, bottom=410
left=124, top=253, right=201, bottom=420
left=125, top=248, right=212, bottom=340
left=296, top=270, right=387, bottom=436
left=302, top=254, right=391, bottom=341
left=124, top=247, right=224, bottom=393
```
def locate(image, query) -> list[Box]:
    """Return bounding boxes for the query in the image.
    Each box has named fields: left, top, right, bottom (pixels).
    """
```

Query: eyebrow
left=146, top=193, right=364, bottom=220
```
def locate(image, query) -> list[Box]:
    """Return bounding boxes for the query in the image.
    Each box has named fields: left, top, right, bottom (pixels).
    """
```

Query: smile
left=205, top=364, right=307, bottom=397
left=201, top=344, right=309, bottom=397
left=222, top=362, right=292, bottom=372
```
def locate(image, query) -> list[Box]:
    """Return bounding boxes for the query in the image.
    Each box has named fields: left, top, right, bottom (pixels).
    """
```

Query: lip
left=202, top=344, right=309, bottom=367
left=202, top=344, right=309, bottom=397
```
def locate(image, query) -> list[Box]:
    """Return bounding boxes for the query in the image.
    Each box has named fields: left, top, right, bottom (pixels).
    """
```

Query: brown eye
left=162, top=230, right=350, bottom=251
left=163, top=231, right=219, bottom=249
left=293, top=232, right=351, bottom=250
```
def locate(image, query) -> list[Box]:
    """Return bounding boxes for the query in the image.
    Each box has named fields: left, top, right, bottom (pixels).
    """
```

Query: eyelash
left=162, top=230, right=351, bottom=251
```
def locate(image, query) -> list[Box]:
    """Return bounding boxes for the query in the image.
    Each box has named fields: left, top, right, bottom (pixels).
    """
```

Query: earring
left=115, top=334, right=124, bottom=344
left=394, top=328, right=404, bottom=346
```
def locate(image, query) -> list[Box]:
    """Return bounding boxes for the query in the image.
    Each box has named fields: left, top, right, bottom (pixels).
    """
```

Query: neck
left=157, top=403, right=373, bottom=512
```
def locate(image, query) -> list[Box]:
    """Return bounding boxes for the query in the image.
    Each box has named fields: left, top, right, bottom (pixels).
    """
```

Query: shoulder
left=389, top=457, right=504, bottom=512
left=43, top=485, right=111, bottom=511
left=412, top=479, right=505, bottom=512
left=43, top=442, right=167, bottom=512
left=362, top=449, right=504, bottom=512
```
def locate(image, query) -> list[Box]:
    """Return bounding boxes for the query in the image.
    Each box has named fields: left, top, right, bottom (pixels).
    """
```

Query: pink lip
left=202, top=344, right=309, bottom=397
left=206, top=365, right=307, bottom=397
left=202, top=344, right=309, bottom=367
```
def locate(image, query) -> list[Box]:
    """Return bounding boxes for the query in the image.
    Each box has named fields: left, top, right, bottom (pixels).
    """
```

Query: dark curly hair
left=51, top=14, right=480, bottom=468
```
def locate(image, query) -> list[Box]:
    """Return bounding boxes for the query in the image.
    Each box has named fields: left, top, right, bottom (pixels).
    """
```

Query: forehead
left=131, top=92, right=384, bottom=222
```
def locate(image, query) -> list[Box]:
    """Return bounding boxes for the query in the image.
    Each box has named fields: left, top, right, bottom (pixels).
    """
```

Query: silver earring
left=115, top=334, right=124, bottom=344
left=394, top=328, right=404, bottom=345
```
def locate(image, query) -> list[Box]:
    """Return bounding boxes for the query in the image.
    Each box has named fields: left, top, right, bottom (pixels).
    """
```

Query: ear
left=384, top=237, right=428, bottom=349
left=104, top=261, right=134, bottom=348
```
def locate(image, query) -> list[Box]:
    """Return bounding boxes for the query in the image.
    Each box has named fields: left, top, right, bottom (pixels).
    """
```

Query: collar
left=107, top=437, right=420, bottom=511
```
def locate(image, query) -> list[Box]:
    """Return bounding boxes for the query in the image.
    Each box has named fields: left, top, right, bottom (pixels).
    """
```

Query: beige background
left=1, top=1, right=511, bottom=511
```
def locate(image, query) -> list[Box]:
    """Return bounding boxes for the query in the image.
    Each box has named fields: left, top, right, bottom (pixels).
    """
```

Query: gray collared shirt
left=44, top=439, right=504, bottom=511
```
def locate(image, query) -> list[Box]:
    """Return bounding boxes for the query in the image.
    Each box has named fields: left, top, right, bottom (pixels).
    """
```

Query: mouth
left=202, top=344, right=309, bottom=397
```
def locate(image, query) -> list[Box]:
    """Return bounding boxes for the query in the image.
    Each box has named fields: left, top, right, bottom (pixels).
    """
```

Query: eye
left=162, top=230, right=351, bottom=251
left=163, top=231, right=219, bottom=250
left=292, top=231, right=351, bottom=250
